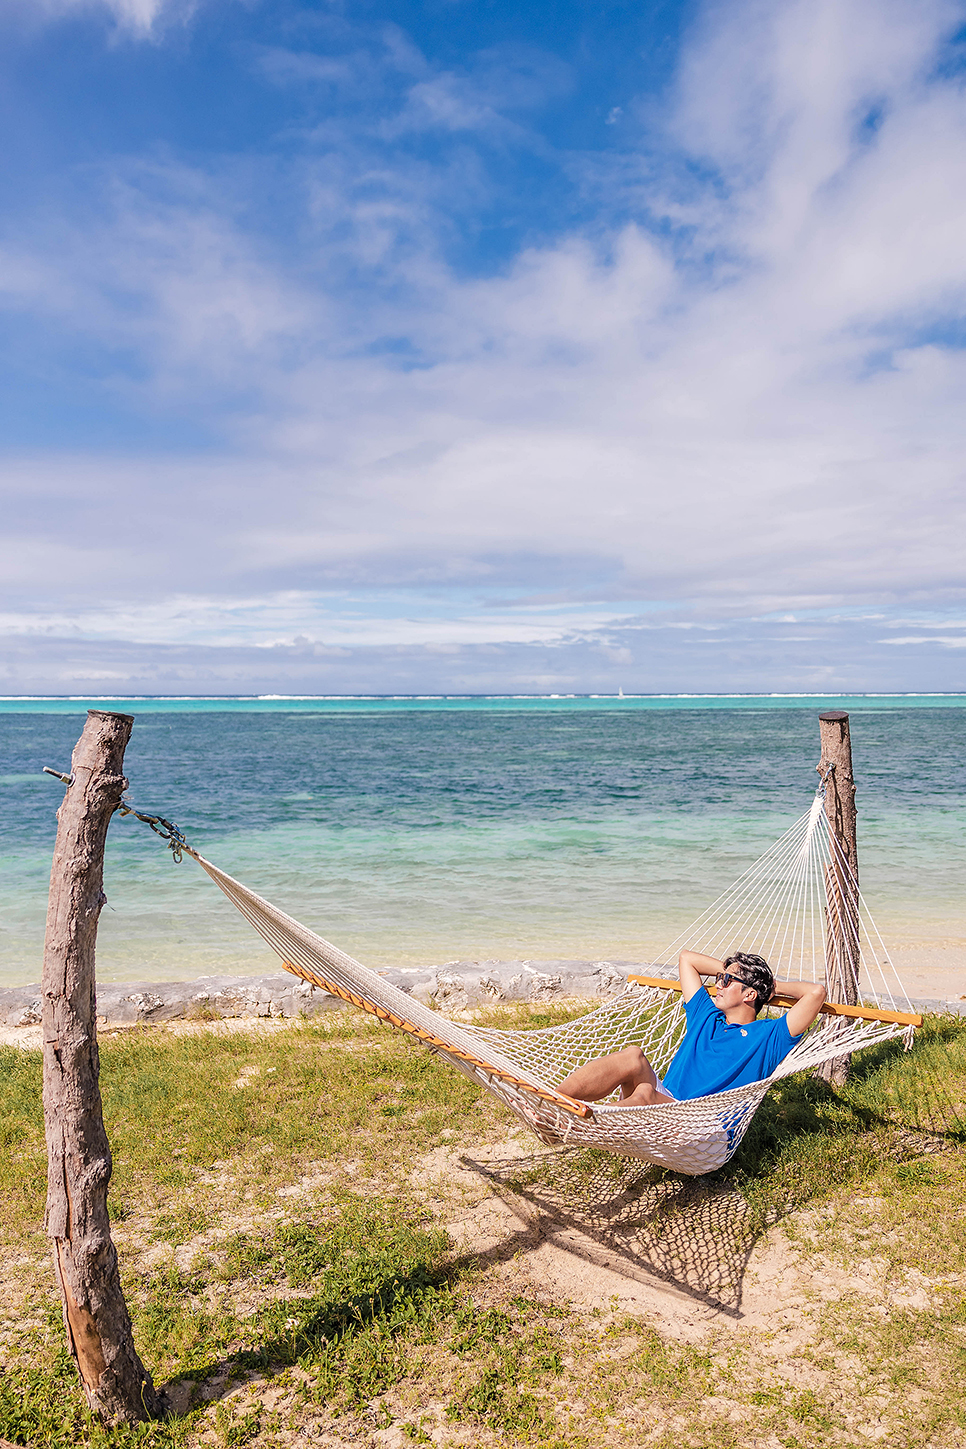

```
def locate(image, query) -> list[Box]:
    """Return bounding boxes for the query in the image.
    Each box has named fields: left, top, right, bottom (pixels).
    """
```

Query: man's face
left=717, top=972, right=756, bottom=1012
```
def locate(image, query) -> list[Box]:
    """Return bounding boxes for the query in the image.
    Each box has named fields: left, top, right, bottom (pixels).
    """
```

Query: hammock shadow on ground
left=462, top=1028, right=966, bottom=1318
left=462, top=1149, right=760, bottom=1317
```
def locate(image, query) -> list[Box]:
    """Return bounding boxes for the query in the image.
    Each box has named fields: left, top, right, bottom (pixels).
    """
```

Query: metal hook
left=815, top=761, right=835, bottom=797
left=116, top=798, right=190, bottom=864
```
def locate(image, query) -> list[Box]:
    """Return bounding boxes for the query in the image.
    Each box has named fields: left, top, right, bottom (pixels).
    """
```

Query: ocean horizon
left=2, top=692, right=965, bottom=712
left=2, top=696, right=963, bottom=993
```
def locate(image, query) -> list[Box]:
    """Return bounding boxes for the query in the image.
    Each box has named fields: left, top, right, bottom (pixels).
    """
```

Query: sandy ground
left=4, top=1117, right=947, bottom=1421
left=3, top=1012, right=959, bottom=1449
left=878, top=945, right=966, bottom=1003
left=409, top=1134, right=948, bottom=1343
left=0, top=1014, right=303, bottom=1050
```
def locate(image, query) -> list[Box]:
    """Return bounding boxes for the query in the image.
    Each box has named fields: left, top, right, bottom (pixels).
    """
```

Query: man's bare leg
left=557, top=1045, right=675, bottom=1105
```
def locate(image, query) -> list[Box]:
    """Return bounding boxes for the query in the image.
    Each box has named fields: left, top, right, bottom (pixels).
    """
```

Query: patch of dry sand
left=409, top=1136, right=951, bottom=1349
left=0, top=1015, right=322, bottom=1051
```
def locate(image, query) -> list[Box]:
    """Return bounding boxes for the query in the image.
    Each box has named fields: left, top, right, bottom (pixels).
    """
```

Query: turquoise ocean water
left=1, top=696, right=963, bottom=988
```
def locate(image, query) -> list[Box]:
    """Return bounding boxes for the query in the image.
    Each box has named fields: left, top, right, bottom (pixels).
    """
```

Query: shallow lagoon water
left=1, top=697, right=963, bottom=987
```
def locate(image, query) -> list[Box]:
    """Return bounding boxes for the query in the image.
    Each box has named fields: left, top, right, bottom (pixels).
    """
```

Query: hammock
left=180, top=791, right=920, bottom=1176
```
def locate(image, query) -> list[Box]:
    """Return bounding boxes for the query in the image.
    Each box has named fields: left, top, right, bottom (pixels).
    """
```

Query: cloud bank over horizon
left=1, top=0, right=965, bottom=694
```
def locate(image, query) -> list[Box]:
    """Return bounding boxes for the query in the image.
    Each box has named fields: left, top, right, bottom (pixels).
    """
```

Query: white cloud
left=0, top=591, right=641, bottom=650
left=2, top=0, right=966, bottom=692
left=881, top=636, right=966, bottom=647
left=20, top=0, right=198, bottom=38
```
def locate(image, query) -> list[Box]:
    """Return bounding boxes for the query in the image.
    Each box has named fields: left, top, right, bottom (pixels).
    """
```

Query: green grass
left=1, top=1007, right=965, bottom=1448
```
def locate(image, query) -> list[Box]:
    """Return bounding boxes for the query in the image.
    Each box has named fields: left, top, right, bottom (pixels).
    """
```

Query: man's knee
left=617, top=1044, right=646, bottom=1071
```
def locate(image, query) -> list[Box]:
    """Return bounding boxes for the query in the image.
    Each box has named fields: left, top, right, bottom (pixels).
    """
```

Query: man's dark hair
left=724, top=952, right=775, bottom=1014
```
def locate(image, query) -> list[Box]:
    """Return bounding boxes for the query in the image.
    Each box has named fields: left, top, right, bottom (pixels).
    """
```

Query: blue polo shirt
left=661, top=987, right=803, bottom=1101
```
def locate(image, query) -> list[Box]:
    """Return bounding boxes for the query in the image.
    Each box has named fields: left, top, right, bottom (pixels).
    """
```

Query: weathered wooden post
left=816, top=710, right=860, bottom=1086
left=42, top=709, right=163, bottom=1424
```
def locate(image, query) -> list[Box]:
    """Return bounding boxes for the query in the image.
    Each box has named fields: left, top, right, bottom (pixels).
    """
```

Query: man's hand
left=678, top=949, right=726, bottom=1002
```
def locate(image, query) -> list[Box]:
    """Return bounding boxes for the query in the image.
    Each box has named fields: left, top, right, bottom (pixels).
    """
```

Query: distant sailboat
left=618, top=686, right=624, bottom=698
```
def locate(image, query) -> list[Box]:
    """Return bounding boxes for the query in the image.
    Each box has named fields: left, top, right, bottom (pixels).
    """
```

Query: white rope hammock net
left=186, top=791, right=917, bottom=1177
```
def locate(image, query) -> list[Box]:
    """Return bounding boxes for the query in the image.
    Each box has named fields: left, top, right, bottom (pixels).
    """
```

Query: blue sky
left=1, top=0, right=965, bottom=694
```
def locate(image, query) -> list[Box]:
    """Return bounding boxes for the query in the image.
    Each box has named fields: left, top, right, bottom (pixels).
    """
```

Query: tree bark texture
left=816, top=710, right=860, bottom=1086
left=41, top=709, right=163, bottom=1424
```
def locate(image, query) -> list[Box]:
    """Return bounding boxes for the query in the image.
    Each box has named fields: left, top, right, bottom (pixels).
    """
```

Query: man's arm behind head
left=677, top=950, right=726, bottom=1002
left=778, top=978, right=828, bottom=1037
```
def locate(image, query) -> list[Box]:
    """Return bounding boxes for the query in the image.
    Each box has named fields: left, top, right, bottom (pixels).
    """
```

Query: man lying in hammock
left=557, top=950, right=827, bottom=1105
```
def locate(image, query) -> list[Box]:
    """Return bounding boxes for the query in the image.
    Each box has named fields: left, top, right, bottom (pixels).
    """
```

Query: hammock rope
left=165, top=787, right=921, bottom=1177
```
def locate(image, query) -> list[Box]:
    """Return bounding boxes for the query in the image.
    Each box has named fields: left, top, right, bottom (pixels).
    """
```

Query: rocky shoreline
left=2, top=958, right=963, bottom=1034
left=0, top=958, right=631, bottom=1030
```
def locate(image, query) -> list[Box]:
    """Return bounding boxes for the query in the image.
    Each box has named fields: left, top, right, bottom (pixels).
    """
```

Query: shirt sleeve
left=684, top=986, right=718, bottom=1026
left=782, top=1015, right=804, bottom=1045
left=760, top=1015, right=803, bottom=1077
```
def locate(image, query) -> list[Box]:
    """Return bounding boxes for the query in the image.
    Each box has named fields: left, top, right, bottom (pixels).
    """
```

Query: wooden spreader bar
left=627, top=974, right=922, bottom=1028
left=280, top=959, right=596, bottom=1120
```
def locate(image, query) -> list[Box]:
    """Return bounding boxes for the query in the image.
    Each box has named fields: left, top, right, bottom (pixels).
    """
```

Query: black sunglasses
left=719, top=972, right=752, bottom=989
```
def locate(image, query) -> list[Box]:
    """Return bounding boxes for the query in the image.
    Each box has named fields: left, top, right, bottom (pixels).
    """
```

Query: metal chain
left=43, top=765, right=191, bottom=863
left=116, top=800, right=189, bottom=863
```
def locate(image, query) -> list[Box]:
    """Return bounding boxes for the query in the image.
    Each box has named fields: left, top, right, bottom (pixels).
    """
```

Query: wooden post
left=42, top=710, right=163, bottom=1424
left=816, top=710, right=860, bottom=1086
